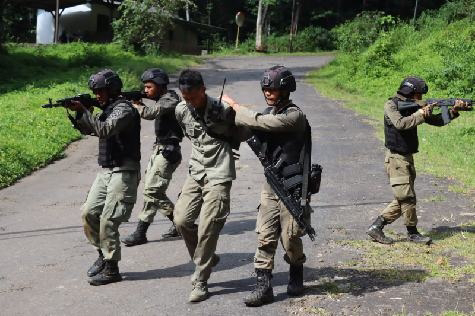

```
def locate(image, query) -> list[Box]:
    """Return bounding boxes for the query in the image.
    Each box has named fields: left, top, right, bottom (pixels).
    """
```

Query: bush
left=332, top=11, right=398, bottom=52
left=112, top=0, right=191, bottom=53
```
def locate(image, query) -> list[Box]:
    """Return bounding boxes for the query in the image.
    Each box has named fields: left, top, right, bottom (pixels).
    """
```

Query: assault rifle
left=120, top=90, right=146, bottom=101
left=42, top=90, right=147, bottom=109
left=41, top=94, right=99, bottom=109
left=397, top=98, right=473, bottom=125
left=247, top=135, right=316, bottom=241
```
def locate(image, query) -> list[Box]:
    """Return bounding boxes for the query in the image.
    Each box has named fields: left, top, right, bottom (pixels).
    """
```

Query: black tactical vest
left=384, top=97, right=419, bottom=154
left=98, top=99, right=141, bottom=168
left=154, top=90, right=183, bottom=145
left=254, top=104, right=309, bottom=193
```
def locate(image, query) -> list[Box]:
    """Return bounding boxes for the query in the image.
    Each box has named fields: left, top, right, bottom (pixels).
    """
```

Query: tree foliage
left=112, top=0, right=192, bottom=53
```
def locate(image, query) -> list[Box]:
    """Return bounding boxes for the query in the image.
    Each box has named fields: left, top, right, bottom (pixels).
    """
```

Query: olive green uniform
left=234, top=103, right=309, bottom=270
left=174, top=95, right=247, bottom=283
left=381, top=95, right=456, bottom=226
left=134, top=92, right=181, bottom=223
left=76, top=102, right=140, bottom=261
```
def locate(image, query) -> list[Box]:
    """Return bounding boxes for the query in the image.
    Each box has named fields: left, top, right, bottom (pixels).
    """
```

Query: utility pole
left=54, top=0, right=60, bottom=43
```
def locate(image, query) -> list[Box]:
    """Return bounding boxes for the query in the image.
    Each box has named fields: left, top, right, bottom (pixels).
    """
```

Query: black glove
left=161, top=144, right=182, bottom=164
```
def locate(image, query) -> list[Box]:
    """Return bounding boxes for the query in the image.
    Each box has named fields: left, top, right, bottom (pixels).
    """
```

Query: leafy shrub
left=332, top=11, right=398, bottom=52
left=214, top=26, right=334, bottom=54
left=112, top=0, right=191, bottom=53
left=291, top=26, right=335, bottom=51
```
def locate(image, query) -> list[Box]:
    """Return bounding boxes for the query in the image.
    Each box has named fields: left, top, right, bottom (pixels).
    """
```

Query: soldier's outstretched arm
left=222, top=94, right=304, bottom=132
left=135, top=91, right=180, bottom=120
left=385, top=100, right=425, bottom=130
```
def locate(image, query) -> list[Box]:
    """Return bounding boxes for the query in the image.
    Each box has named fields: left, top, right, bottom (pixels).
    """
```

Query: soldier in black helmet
left=367, top=76, right=467, bottom=245
left=121, top=68, right=183, bottom=246
left=223, top=65, right=312, bottom=307
left=66, top=69, right=141, bottom=285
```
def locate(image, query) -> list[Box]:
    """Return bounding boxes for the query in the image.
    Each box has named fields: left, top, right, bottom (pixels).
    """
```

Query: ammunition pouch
left=309, top=164, right=322, bottom=194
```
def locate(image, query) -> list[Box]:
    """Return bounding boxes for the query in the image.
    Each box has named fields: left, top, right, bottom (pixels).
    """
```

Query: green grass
left=0, top=43, right=197, bottom=188
left=337, top=222, right=475, bottom=282
left=308, top=18, right=475, bottom=192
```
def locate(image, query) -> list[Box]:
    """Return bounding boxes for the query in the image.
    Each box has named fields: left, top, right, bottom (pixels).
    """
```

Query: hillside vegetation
left=310, top=1, right=475, bottom=191
left=0, top=43, right=197, bottom=188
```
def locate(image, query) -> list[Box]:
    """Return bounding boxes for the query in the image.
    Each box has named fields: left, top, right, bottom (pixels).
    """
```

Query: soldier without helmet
left=173, top=69, right=249, bottom=303
left=67, top=69, right=141, bottom=285
left=223, top=65, right=313, bottom=307
left=121, top=68, right=183, bottom=246
left=367, top=76, right=468, bottom=245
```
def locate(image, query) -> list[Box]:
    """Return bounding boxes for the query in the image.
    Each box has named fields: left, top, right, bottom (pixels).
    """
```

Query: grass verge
left=337, top=222, right=475, bottom=283
left=0, top=43, right=198, bottom=188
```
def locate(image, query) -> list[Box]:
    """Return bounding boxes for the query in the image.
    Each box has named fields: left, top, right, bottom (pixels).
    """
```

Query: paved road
left=1, top=56, right=474, bottom=315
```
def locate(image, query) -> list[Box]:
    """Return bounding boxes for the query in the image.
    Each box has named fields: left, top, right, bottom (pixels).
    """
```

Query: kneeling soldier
left=223, top=66, right=313, bottom=306
left=68, top=69, right=141, bottom=285
left=121, top=68, right=183, bottom=246
left=367, top=76, right=468, bottom=245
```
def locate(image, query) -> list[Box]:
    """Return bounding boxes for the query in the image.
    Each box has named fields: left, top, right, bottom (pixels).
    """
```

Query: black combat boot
left=87, top=250, right=105, bottom=277
left=162, top=215, right=181, bottom=239
left=243, top=269, right=274, bottom=307
left=287, top=264, right=304, bottom=296
left=88, top=260, right=122, bottom=286
left=121, top=220, right=150, bottom=246
left=367, top=216, right=394, bottom=244
left=407, top=226, right=432, bottom=245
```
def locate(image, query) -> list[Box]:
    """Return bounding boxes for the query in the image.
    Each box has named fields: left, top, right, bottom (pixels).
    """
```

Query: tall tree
left=255, top=0, right=269, bottom=51
left=289, top=0, right=302, bottom=52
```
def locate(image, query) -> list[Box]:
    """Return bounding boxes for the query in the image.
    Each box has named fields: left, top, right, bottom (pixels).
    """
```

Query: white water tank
left=36, top=9, right=54, bottom=44
left=36, top=4, right=92, bottom=44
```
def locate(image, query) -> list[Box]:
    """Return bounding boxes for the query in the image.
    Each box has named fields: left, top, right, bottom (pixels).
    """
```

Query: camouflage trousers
left=381, top=150, right=418, bottom=227
left=138, top=145, right=180, bottom=223
left=254, top=182, right=308, bottom=270
left=81, top=169, right=139, bottom=261
left=173, top=175, right=231, bottom=283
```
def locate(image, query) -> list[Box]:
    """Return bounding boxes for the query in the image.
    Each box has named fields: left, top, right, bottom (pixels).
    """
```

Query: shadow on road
left=122, top=252, right=254, bottom=281
left=209, top=266, right=429, bottom=303
left=304, top=266, right=428, bottom=296
left=0, top=225, right=83, bottom=240
left=221, top=218, right=256, bottom=236
left=428, top=225, right=475, bottom=241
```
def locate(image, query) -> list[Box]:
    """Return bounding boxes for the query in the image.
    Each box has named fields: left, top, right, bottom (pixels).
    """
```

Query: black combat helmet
left=398, top=76, right=428, bottom=97
left=260, top=65, right=296, bottom=92
left=141, top=68, right=169, bottom=86
left=88, top=69, right=123, bottom=95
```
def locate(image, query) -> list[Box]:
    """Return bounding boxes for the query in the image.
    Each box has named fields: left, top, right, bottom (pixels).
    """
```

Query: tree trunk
left=291, top=0, right=301, bottom=36
left=255, top=0, right=268, bottom=52
left=289, top=0, right=301, bottom=52
left=0, top=0, right=6, bottom=47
